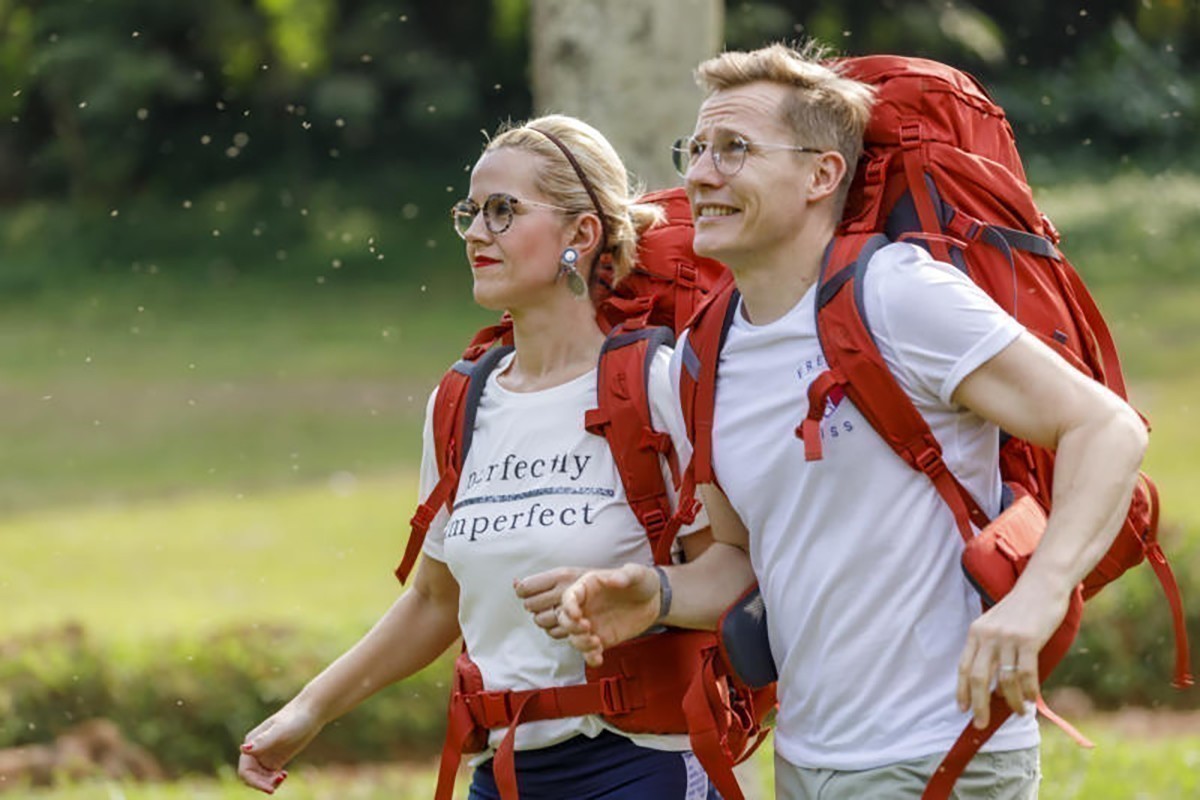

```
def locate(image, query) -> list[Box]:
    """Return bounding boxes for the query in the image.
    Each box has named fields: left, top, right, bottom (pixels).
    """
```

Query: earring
left=558, top=248, right=587, bottom=299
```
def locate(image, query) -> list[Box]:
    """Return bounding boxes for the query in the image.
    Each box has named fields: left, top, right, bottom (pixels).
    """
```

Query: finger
left=546, top=624, right=569, bottom=640
left=956, top=635, right=980, bottom=713
left=1016, top=646, right=1040, bottom=707
left=514, top=569, right=566, bottom=599
left=532, top=607, right=559, bottom=631
left=238, top=754, right=287, bottom=793
left=996, top=645, right=1024, bottom=715
left=967, top=648, right=996, bottom=729
left=522, top=589, right=562, bottom=615
left=560, top=579, right=590, bottom=621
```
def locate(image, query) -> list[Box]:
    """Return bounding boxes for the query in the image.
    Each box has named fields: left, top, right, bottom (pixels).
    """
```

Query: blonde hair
left=696, top=42, right=875, bottom=204
left=486, top=114, right=664, bottom=284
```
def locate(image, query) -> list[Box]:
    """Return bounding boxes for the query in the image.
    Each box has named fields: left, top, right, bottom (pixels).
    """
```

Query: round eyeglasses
left=671, top=131, right=824, bottom=177
left=450, top=193, right=571, bottom=239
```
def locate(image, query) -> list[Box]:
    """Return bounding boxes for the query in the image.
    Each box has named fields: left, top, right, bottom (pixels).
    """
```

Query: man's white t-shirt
left=420, top=347, right=705, bottom=754
left=674, top=241, right=1039, bottom=771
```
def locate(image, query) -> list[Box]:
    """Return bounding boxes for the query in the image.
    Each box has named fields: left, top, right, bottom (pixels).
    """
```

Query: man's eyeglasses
left=450, top=193, right=570, bottom=239
left=671, top=131, right=824, bottom=177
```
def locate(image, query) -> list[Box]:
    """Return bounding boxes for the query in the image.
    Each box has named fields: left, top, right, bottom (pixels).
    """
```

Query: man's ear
left=807, top=151, right=848, bottom=203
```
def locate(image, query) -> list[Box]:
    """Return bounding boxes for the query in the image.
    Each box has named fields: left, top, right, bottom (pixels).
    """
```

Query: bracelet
left=652, top=565, right=672, bottom=624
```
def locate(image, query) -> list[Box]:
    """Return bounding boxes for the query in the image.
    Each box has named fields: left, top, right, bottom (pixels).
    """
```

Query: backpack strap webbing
left=395, top=343, right=514, bottom=584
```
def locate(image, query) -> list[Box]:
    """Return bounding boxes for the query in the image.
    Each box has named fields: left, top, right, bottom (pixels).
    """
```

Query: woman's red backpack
left=679, top=55, right=1191, bottom=800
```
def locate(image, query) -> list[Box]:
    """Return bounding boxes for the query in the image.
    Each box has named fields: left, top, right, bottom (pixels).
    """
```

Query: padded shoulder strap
left=395, top=344, right=513, bottom=584
left=585, top=326, right=682, bottom=563
left=679, top=276, right=739, bottom=488
left=812, top=234, right=990, bottom=543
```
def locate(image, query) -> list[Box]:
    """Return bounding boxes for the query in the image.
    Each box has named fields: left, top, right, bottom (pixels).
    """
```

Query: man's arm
left=951, top=330, right=1147, bottom=726
left=557, top=484, right=757, bottom=667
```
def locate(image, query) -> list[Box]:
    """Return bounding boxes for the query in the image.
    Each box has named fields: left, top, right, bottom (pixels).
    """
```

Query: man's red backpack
left=395, top=188, right=771, bottom=800
left=678, top=55, right=1191, bottom=800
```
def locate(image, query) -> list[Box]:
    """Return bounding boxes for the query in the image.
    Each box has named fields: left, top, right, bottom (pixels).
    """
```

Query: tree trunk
left=530, top=0, right=723, bottom=192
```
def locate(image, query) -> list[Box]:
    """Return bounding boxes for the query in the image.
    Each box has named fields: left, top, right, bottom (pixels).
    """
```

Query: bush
left=0, top=623, right=454, bottom=776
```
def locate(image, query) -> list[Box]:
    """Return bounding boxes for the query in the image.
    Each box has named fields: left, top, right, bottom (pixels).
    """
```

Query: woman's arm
left=237, top=556, right=460, bottom=792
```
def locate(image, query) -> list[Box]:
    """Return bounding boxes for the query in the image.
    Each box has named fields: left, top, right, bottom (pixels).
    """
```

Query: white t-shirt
left=673, top=242, right=1038, bottom=771
left=420, top=347, right=706, bottom=754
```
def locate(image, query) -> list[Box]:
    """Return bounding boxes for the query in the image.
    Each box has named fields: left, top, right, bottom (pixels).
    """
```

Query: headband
left=529, top=127, right=610, bottom=259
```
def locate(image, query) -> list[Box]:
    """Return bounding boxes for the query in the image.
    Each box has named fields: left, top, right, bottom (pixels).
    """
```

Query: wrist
left=651, top=565, right=672, bottom=625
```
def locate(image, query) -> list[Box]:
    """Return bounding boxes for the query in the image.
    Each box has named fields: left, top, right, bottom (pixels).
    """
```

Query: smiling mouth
left=472, top=257, right=501, bottom=268
left=695, top=205, right=739, bottom=220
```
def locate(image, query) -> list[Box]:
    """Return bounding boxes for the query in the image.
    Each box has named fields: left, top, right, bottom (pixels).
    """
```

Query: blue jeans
left=468, top=730, right=724, bottom=800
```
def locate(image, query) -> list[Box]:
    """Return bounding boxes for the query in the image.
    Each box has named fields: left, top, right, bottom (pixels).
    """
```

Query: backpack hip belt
left=432, top=630, right=767, bottom=800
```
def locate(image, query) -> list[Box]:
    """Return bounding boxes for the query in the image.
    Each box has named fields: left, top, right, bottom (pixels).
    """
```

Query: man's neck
left=731, top=219, right=836, bottom=326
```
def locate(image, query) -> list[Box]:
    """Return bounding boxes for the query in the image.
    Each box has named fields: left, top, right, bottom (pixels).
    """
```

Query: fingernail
left=241, top=742, right=253, bottom=752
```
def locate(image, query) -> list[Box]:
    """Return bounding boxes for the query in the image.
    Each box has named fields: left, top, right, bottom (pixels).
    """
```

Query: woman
left=236, top=114, right=717, bottom=799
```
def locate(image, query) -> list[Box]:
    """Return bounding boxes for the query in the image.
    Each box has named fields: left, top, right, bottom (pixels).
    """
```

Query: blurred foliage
left=0, top=624, right=454, bottom=775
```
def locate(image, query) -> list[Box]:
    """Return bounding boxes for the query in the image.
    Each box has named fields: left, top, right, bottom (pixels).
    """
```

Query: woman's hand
left=237, top=703, right=324, bottom=794
left=514, top=567, right=586, bottom=639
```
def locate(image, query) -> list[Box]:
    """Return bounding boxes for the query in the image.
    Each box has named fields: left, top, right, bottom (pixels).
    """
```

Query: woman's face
left=460, top=147, right=574, bottom=312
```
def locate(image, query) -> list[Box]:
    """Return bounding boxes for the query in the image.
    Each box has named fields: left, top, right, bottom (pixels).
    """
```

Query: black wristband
left=652, top=565, right=672, bottom=624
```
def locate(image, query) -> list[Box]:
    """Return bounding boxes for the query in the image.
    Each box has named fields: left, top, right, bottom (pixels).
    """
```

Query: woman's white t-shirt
left=674, top=242, right=1039, bottom=770
left=420, top=347, right=705, bottom=754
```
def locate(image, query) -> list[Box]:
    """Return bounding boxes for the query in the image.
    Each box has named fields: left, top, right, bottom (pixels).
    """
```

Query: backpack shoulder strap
left=395, top=342, right=513, bottom=584
left=678, top=272, right=739, bottom=489
left=585, top=325, right=694, bottom=564
left=808, top=233, right=991, bottom=543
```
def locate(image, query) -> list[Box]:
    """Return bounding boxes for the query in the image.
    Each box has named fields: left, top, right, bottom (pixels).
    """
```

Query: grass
left=13, top=726, right=1200, bottom=799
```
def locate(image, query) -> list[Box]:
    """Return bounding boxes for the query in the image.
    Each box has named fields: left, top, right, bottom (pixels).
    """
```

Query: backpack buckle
left=913, top=446, right=946, bottom=478
left=599, top=676, right=636, bottom=716
left=676, top=261, right=698, bottom=288
left=899, top=122, right=922, bottom=149
left=641, top=508, right=668, bottom=535
left=409, top=504, right=437, bottom=534
left=469, top=690, right=515, bottom=728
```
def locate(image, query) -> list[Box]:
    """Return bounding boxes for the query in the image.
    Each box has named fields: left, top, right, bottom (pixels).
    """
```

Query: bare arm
left=238, top=556, right=460, bottom=792
left=557, top=486, right=757, bottom=667
left=951, top=331, right=1147, bottom=725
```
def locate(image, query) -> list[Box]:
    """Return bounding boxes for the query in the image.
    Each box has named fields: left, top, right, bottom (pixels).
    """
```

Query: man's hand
left=514, top=567, right=585, bottom=639
left=956, top=574, right=1071, bottom=727
left=558, top=564, right=662, bottom=667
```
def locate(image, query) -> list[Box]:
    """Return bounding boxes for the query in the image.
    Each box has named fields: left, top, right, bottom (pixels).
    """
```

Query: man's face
left=684, top=81, right=815, bottom=270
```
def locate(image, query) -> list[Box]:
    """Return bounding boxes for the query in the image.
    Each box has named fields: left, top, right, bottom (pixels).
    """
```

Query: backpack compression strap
left=584, top=325, right=702, bottom=564
left=395, top=343, right=514, bottom=584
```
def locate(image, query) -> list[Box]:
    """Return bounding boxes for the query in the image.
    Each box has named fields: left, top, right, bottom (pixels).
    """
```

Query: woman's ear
left=566, top=212, right=604, bottom=260
left=807, top=150, right=848, bottom=203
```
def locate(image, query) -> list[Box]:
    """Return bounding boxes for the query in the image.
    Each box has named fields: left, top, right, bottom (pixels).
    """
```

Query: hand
left=956, top=578, right=1071, bottom=728
left=514, top=567, right=585, bottom=639
left=558, top=564, right=662, bottom=668
left=237, top=703, right=323, bottom=794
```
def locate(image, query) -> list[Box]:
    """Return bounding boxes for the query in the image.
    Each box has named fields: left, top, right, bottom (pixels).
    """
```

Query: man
left=542, top=43, right=1147, bottom=799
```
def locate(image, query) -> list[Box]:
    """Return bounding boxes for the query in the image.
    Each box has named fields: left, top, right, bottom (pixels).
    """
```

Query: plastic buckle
left=472, top=691, right=515, bottom=728
left=677, top=496, right=701, bottom=526
left=913, top=446, right=945, bottom=479
left=677, top=261, right=698, bottom=287
left=899, top=122, right=922, bottom=149
left=641, top=509, right=668, bottom=534
left=599, top=678, right=633, bottom=716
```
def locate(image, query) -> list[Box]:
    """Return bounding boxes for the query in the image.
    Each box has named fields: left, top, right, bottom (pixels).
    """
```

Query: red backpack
left=678, top=55, right=1191, bottom=800
left=395, top=188, right=771, bottom=800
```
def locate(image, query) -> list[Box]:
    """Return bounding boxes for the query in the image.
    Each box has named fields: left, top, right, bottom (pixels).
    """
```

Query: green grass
left=14, top=725, right=1200, bottom=799
left=0, top=275, right=494, bottom=515
left=0, top=475, right=421, bottom=646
